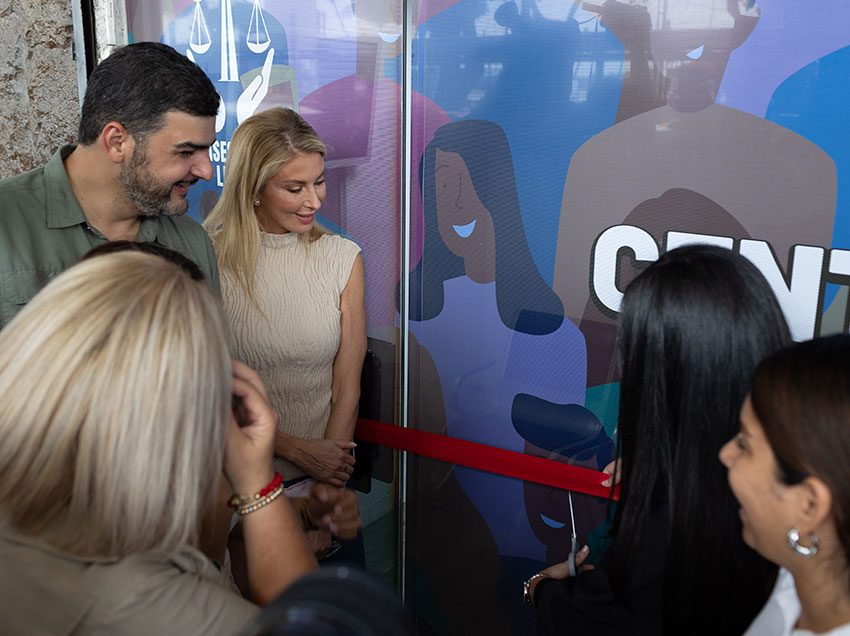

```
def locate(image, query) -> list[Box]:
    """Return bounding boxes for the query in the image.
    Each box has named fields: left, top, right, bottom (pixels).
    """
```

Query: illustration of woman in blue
left=409, top=119, right=591, bottom=562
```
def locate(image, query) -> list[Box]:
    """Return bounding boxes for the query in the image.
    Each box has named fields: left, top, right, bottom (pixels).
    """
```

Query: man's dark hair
left=81, top=240, right=205, bottom=281
left=78, top=42, right=219, bottom=145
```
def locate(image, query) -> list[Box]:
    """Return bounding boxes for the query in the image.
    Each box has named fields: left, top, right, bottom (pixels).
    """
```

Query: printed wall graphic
left=131, top=0, right=405, bottom=332
left=408, top=2, right=850, bottom=632
left=160, top=0, right=295, bottom=214
left=409, top=120, right=592, bottom=563
left=766, top=46, right=850, bottom=282
left=552, top=0, right=837, bottom=362
left=718, top=0, right=850, bottom=117
left=123, top=1, right=850, bottom=633
left=406, top=332, right=512, bottom=635
left=512, top=395, right=612, bottom=563
left=579, top=188, right=750, bottom=385
left=407, top=117, right=600, bottom=634
left=411, top=0, right=624, bottom=282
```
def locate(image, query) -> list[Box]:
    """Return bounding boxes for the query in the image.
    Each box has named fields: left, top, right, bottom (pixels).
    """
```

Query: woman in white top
left=720, top=334, right=850, bottom=636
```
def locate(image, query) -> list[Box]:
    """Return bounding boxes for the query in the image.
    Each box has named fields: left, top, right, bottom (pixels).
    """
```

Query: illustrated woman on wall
left=412, top=119, right=564, bottom=334
left=408, top=119, right=596, bottom=562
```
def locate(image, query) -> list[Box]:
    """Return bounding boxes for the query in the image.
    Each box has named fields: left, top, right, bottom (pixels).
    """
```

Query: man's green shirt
left=0, top=145, right=220, bottom=328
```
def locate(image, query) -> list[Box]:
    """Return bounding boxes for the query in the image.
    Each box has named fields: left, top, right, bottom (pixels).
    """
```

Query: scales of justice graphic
left=188, top=0, right=271, bottom=82
left=166, top=0, right=296, bottom=204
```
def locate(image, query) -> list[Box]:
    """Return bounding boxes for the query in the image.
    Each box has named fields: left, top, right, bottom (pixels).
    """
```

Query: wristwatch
left=523, top=572, right=550, bottom=607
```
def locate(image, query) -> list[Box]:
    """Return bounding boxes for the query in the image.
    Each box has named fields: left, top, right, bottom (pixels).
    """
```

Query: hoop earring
left=787, top=528, right=819, bottom=558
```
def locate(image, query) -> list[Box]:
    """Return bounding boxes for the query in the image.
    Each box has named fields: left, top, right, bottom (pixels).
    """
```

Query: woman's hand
left=224, top=360, right=279, bottom=495
left=601, top=459, right=622, bottom=487
left=307, top=484, right=361, bottom=539
left=288, top=437, right=356, bottom=487
left=541, top=546, right=593, bottom=580
left=527, top=546, right=592, bottom=607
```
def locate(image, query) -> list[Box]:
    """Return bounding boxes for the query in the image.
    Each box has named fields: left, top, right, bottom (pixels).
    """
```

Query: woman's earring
left=787, top=527, right=819, bottom=558
left=253, top=200, right=260, bottom=207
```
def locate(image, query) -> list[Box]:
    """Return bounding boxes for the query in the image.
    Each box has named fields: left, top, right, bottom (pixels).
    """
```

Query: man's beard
left=118, top=147, right=197, bottom=217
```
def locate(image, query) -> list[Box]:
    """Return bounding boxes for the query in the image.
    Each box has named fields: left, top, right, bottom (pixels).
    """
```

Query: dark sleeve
left=535, top=566, right=663, bottom=636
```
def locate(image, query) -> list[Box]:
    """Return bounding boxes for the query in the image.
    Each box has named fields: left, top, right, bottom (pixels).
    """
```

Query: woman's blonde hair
left=0, top=252, right=232, bottom=557
left=204, top=107, right=328, bottom=305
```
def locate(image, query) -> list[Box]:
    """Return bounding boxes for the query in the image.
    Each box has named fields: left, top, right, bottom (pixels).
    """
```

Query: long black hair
left=608, top=244, right=790, bottom=634
left=408, top=119, right=564, bottom=335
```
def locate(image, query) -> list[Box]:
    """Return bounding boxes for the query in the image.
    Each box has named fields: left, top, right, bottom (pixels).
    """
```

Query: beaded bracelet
left=227, top=472, right=284, bottom=511
left=236, top=484, right=284, bottom=516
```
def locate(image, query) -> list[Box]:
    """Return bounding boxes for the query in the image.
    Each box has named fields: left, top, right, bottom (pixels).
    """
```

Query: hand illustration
left=237, top=47, right=275, bottom=125
left=215, top=96, right=227, bottom=133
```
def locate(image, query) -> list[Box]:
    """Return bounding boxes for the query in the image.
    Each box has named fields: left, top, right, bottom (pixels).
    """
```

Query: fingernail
left=321, top=514, right=332, bottom=525
left=580, top=545, right=589, bottom=554
left=601, top=478, right=610, bottom=486
left=351, top=442, right=358, bottom=448
left=319, top=490, right=329, bottom=502
left=334, top=504, right=343, bottom=515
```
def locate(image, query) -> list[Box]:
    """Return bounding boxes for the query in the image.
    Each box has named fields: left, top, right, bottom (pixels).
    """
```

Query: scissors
left=567, top=491, right=578, bottom=576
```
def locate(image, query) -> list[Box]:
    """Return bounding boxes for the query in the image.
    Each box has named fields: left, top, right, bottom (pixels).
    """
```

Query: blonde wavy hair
left=0, top=252, right=232, bottom=557
left=204, top=107, right=328, bottom=306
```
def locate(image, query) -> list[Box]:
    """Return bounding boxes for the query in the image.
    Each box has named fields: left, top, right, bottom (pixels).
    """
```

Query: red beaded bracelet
left=259, top=472, right=284, bottom=497
left=227, top=472, right=284, bottom=510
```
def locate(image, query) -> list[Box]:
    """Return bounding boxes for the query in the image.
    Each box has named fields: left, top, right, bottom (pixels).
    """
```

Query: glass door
left=123, top=0, right=405, bottom=586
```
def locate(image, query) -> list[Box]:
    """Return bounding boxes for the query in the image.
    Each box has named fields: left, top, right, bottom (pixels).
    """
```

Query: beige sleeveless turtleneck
left=221, top=232, right=361, bottom=480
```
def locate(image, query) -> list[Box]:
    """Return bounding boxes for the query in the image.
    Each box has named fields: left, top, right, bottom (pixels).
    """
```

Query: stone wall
left=0, top=0, right=79, bottom=178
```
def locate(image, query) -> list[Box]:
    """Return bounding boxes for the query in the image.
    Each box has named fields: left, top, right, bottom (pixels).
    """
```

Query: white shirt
left=745, top=568, right=850, bottom=636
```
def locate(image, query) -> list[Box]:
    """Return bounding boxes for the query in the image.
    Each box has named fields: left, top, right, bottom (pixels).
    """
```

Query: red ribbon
left=355, top=418, right=617, bottom=500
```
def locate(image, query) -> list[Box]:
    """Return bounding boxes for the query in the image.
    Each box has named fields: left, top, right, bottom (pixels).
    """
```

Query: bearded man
left=0, top=42, right=221, bottom=327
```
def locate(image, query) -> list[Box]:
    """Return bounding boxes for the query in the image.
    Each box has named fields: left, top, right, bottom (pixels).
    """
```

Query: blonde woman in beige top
left=205, top=108, right=366, bottom=497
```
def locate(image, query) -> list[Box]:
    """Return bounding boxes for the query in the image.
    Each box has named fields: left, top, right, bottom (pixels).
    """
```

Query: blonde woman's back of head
left=0, top=252, right=232, bottom=558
